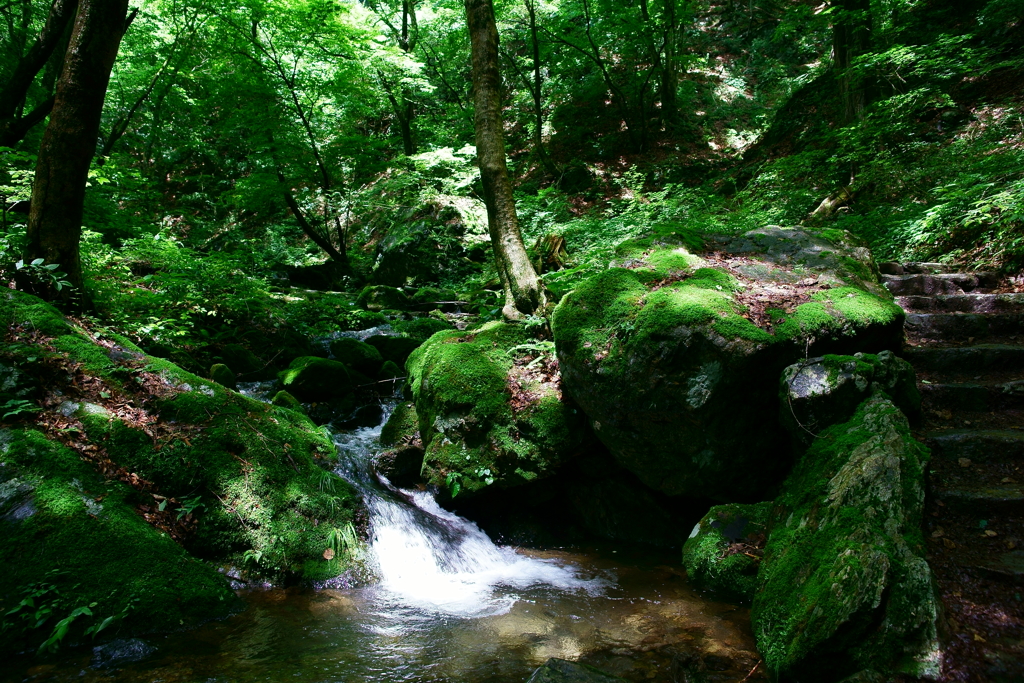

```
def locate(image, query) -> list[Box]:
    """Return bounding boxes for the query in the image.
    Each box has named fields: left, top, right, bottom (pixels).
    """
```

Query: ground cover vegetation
left=1, top=0, right=1022, bottom=676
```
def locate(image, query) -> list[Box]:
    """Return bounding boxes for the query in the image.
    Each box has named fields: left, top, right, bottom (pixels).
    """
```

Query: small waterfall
left=332, top=404, right=606, bottom=618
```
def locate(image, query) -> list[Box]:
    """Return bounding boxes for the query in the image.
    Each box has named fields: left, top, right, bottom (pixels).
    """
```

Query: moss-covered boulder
left=681, top=502, right=771, bottom=604
left=411, top=286, right=459, bottom=312
left=781, top=351, right=920, bottom=445
left=366, top=335, right=424, bottom=367
left=377, top=360, right=403, bottom=381
left=329, top=337, right=384, bottom=376
left=551, top=226, right=903, bottom=501
left=375, top=401, right=425, bottom=487
left=0, top=429, right=240, bottom=653
left=393, top=316, right=455, bottom=341
left=0, top=290, right=366, bottom=627
left=271, top=390, right=304, bottom=413
left=752, top=394, right=940, bottom=681
left=356, top=285, right=410, bottom=312
left=278, top=356, right=354, bottom=402
left=369, top=202, right=480, bottom=288
left=209, top=363, right=236, bottom=390
left=405, top=322, right=589, bottom=496
left=219, top=343, right=263, bottom=375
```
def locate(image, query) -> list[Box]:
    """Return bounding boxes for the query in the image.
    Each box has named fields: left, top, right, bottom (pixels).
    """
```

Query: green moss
left=377, top=360, right=402, bottom=381
left=278, top=356, right=354, bottom=401
left=550, top=268, right=647, bottom=356
left=271, top=390, right=304, bottom=413
left=0, top=289, right=73, bottom=337
left=210, top=363, right=236, bottom=389
left=329, top=337, right=384, bottom=375
left=0, top=429, right=240, bottom=652
left=380, top=401, right=418, bottom=447
left=752, top=395, right=938, bottom=681
left=814, top=287, right=903, bottom=327
left=356, top=285, right=410, bottom=312
left=408, top=322, right=588, bottom=495
left=681, top=502, right=771, bottom=604
left=393, top=316, right=455, bottom=342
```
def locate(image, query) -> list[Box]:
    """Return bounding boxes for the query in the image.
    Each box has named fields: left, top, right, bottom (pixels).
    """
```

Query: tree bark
left=833, top=0, right=870, bottom=125
left=660, top=0, right=678, bottom=131
left=0, top=0, right=77, bottom=146
left=465, top=0, right=544, bottom=319
left=24, top=0, right=128, bottom=305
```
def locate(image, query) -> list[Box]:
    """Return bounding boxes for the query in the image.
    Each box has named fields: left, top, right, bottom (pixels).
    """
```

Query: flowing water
left=4, top=397, right=764, bottom=683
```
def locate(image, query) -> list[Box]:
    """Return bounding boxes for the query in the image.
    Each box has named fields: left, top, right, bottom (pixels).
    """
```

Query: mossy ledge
left=551, top=226, right=904, bottom=501
left=0, top=290, right=366, bottom=651
left=402, top=321, right=589, bottom=497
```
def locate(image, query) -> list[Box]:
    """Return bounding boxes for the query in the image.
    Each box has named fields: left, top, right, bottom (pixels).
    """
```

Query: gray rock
left=91, top=638, right=156, bottom=669
left=526, top=658, right=625, bottom=682
left=781, top=350, right=920, bottom=445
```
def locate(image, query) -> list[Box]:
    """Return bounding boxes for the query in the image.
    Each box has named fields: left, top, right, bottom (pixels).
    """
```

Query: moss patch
left=681, top=502, right=771, bottom=604
left=752, top=394, right=939, bottom=681
left=407, top=322, right=588, bottom=496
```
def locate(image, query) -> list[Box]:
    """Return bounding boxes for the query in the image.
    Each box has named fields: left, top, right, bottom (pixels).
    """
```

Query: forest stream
left=2, top=385, right=762, bottom=683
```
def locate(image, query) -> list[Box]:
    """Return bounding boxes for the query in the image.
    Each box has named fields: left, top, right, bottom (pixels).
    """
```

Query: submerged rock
left=681, top=501, right=771, bottom=603
left=781, top=351, right=920, bottom=445
left=551, top=226, right=903, bottom=501
left=752, top=394, right=940, bottom=681
left=527, top=658, right=625, bottom=682
left=406, top=322, right=590, bottom=497
left=91, top=638, right=156, bottom=669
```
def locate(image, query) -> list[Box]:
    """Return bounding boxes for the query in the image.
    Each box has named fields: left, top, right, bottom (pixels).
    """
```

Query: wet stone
left=526, top=658, right=625, bottom=683
left=91, top=639, right=156, bottom=669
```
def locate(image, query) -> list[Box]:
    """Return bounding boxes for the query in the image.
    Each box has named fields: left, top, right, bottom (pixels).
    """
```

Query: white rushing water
left=332, top=409, right=606, bottom=619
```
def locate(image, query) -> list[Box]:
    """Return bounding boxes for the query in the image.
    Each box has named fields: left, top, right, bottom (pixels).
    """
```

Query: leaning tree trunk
left=25, top=0, right=128, bottom=306
left=465, top=0, right=544, bottom=319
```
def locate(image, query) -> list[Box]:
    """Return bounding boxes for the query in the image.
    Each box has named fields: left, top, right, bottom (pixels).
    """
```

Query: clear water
left=4, top=398, right=763, bottom=683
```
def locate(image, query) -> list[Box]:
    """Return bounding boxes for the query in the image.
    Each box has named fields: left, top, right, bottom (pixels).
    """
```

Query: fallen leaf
left=959, top=458, right=972, bottom=468
left=323, top=548, right=335, bottom=560
left=974, top=633, right=986, bottom=642
left=985, top=530, right=998, bottom=537
left=943, top=538, right=956, bottom=549
left=931, top=528, right=945, bottom=538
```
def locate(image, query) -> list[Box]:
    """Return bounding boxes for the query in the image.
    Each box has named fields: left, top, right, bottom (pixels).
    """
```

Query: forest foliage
left=0, top=0, right=1022, bottom=358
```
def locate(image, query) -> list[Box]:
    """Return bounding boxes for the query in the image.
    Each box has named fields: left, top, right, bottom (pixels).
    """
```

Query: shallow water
left=4, top=397, right=763, bottom=683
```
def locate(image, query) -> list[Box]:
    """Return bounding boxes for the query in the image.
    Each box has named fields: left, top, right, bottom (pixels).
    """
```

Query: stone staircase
left=882, top=262, right=1024, bottom=682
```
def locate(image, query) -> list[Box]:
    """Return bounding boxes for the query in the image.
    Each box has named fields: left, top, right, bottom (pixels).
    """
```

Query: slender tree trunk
left=660, top=0, right=678, bottom=131
left=525, top=0, right=554, bottom=176
left=833, top=0, right=870, bottom=125
left=24, top=0, right=128, bottom=306
left=0, top=0, right=77, bottom=146
left=465, top=0, right=544, bottom=319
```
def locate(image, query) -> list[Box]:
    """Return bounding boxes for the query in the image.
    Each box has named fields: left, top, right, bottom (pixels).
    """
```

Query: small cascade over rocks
left=331, top=403, right=606, bottom=618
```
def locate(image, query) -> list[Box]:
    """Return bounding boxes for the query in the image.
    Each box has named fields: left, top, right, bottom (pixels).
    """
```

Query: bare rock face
left=551, top=226, right=903, bottom=501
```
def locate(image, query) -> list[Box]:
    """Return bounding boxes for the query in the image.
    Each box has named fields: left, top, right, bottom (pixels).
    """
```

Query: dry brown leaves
left=721, top=532, right=767, bottom=562
left=7, top=322, right=204, bottom=544
left=508, top=354, right=562, bottom=413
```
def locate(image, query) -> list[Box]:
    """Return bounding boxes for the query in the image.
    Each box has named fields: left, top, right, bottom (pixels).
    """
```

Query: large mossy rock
left=0, top=429, right=241, bottom=652
left=329, top=337, right=384, bottom=376
left=404, top=321, right=589, bottom=496
left=0, top=290, right=365, bottom=628
left=781, top=351, right=920, bottom=445
left=278, top=356, right=354, bottom=401
left=370, top=202, right=480, bottom=288
left=681, top=501, right=771, bottom=604
left=752, top=394, right=940, bottom=681
left=356, top=285, right=410, bottom=312
left=551, top=226, right=903, bottom=501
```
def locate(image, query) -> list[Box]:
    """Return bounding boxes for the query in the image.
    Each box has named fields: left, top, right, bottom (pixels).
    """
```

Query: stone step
left=935, top=484, right=1024, bottom=513
left=978, top=549, right=1024, bottom=583
left=898, top=293, right=1024, bottom=314
left=921, top=380, right=1024, bottom=411
left=925, top=429, right=1024, bottom=463
left=883, top=273, right=999, bottom=296
left=880, top=261, right=962, bottom=275
left=905, top=312, right=1024, bottom=341
left=903, top=344, right=1024, bottom=372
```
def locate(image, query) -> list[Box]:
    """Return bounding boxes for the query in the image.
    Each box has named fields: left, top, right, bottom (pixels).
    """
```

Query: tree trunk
left=0, top=0, right=77, bottom=147
left=833, top=0, right=870, bottom=125
left=465, top=0, right=544, bottom=319
left=24, top=0, right=128, bottom=306
left=525, top=0, right=554, bottom=177
left=660, top=0, right=678, bottom=131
